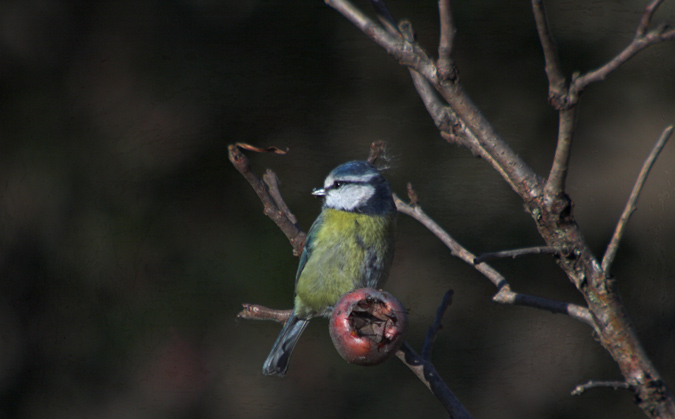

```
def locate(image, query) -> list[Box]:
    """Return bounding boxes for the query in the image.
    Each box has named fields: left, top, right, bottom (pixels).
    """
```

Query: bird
left=262, top=160, right=397, bottom=376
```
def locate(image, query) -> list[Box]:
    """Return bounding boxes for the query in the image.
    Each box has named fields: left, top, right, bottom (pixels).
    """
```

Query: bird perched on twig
left=263, top=160, right=397, bottom=376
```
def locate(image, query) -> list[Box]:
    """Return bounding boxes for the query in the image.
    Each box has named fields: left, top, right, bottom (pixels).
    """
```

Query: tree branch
left=571, top=1, right=675, bottom=98
left=531, top=0, right=578, bottom=198
left=327, top=0, right=545, bottom=201
left=237, top=304, right=293, bottom=323
left=396, top=342, right=472, bottom=419
left=293, top=1, right=675, bottom=415
left=421, top=290, right=454, bottom=360
left=637, top=0, right=665, bottom=37
left=437, top=0, right=457, bottom=81
left=241, top=297, right=473, bottom=418
left=394, top=193, right=502, bottom=287
left=492, top=287, right=594, bottom=327
left=325, top=0, right=437, bottom=82
left=535, top=0, right=673, bottom=202
left=545, top=107, right=577, bottom=198
left=263, top=170, right=299, bottom=225
left=396, top=289, right=473, bottom=418
left=531, top=0, right=567, bottom=103
left=601, top=125, right=673, bottom=274
left=571, top=380, right=633, bottom=396
left=473, top=245, right=563, bottom=264
left=228, top=144, right=306, bottom=256
left=394, top=192, right=595, bottom=328
left=368, top=0, right=401, bottom=36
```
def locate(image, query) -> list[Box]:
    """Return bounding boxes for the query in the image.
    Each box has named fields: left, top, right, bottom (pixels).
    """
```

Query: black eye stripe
left=331, top=180, right=367, bottom=189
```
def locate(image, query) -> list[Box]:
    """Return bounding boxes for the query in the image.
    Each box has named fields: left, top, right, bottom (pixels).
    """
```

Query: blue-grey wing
left=294, top=211, right=324, bottom=286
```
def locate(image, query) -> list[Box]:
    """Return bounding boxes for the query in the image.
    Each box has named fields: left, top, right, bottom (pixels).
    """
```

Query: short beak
left=312, top=188, right=326, bottom=197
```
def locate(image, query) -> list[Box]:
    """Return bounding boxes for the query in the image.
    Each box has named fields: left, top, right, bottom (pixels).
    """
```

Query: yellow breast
left=294, top=208, right=395, bottom=317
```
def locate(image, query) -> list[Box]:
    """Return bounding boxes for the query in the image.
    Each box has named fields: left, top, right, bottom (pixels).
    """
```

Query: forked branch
left=323, top=0, right=675, bottom=416
left=533, top=0, right=675, bottom=199
left=394, top=190, right=595, bottom=328
left=228, top=144, right=306, bottom=256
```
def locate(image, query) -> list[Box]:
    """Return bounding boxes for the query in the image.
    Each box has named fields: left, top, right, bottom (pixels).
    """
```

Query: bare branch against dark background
left=228, top=143, right=306, bottom=256
left=4, top=1, right=675, bottom=418
left=316, top=0, right=675, bottom=417
left=602, top=126, right=673, bottom=274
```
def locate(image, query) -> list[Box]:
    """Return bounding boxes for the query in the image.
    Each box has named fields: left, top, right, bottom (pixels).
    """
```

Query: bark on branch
left=323, top=0, right=675, bottom=417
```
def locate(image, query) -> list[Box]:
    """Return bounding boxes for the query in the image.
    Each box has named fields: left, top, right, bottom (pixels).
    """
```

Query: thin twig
left=368, top=0, right=401, bottom=36
left=407, top=66, right=508, bottom=169
left=396, top=342, right=473, bottom=419
left=474, top=246, right=563, bottom=264
left=531, top=0, right=566, bottom=103
left=493, top=287, right=595, bottom=327
left=437, top=0, right=456, bottom=81
left=228, top=144, right=306, bottom=256
left=637, top=0, right=665, bottom=37
left=325, top=0, right=437, bottom=82
left=533, top=0, right=674, bottom=108
left=407, top=67, right=505, bottom=166
left=601, top=125, right=673, bottom=274
left=394, top=194, right=505, bottom=287
left=241, top=299, right=472, bottom=417
left=237, top=304, right=293, bottom=323
left=327, top=0, right=545, bottom=202
left=407, top=68, right=456, bottom=131
left=572, top=24, right=675, bottom=97
left=368, top=140, right=387, bottom=165
left=394, top=193, right=595, bottom=328
left=405, top=182, right=419, bottom=207
left=263, top=170, right=298, bottom=225
left=399, top=11, right=451, bottom=125
left=422, top=290, right=454, bottom=360
left=545, top=107, right=577, bottom=198
left=571, top=380, right=633, bottom=396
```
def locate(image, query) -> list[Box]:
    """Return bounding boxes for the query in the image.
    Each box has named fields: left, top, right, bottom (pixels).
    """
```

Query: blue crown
left=330, top=161, right=378, bottom=178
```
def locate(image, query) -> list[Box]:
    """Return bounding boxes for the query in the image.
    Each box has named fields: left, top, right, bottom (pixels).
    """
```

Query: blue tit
left=262, top=160, right=397, bottom=376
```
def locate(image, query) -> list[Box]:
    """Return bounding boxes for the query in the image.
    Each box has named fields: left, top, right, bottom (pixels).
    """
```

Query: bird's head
left=312, top=161, right=395, bottom=214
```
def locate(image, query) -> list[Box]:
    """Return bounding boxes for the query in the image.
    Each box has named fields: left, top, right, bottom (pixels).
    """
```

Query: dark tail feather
left=262, top=314, right=310, bottom=376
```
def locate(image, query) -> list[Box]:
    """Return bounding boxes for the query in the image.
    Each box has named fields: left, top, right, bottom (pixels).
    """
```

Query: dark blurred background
left=1, top=0, right=674, bottom=418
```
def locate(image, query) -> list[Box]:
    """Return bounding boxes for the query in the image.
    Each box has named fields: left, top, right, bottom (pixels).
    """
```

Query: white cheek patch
left=325, top=184, right=375, bottom=211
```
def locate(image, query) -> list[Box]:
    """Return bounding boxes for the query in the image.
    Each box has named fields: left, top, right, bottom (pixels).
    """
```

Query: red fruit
left=329, top=288, right=408, bottom=366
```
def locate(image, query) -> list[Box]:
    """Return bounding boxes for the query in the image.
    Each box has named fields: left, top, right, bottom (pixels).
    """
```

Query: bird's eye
left=333, top=181, right=345, bottom=189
